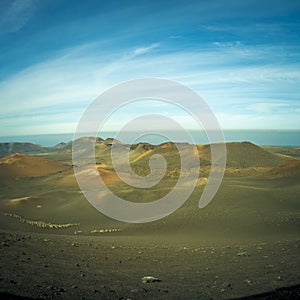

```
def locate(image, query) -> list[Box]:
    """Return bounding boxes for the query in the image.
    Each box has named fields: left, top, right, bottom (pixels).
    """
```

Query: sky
left=0, top=0, right=300, bottom=136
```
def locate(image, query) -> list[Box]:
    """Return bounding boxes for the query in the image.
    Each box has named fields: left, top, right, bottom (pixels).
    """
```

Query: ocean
left=0, top=130, right=299, bottom=147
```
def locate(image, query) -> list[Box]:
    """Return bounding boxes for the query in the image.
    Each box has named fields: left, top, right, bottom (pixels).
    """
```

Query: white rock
left=141, top=276, right=160, bottom=283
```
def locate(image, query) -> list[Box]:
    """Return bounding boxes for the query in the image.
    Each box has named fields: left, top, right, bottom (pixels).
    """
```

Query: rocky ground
left=0, top=230, right=299, bottom=299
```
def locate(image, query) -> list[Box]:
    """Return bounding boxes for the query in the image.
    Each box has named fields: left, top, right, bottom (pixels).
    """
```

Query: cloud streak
left=0, top=39, right=299, bottom=135
left=132, top=43, right=159, bottom=56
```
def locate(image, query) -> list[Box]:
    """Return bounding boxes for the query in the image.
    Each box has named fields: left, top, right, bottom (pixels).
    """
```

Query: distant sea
left=0, top=130, right=299, bottom=147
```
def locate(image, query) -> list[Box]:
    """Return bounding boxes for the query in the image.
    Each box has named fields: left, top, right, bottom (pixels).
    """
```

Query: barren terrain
left=0, top=139, right=299, bottom=299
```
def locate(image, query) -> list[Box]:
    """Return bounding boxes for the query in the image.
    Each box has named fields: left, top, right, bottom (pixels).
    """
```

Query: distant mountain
left=198, top=141, right=285, bottom=167
left=0, top=139, right=296, bottom=169
left=226, top=141, right=288, bottom=167
left=262, top=146, right=300, bottom=158
left=0, top=142, right=46, bottom=158
left=129, top=141, right=287, bottom=169
left=53, top=142, right=68, bottom=149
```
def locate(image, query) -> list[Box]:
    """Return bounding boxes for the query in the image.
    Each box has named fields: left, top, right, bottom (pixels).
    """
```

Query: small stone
left=244, top=279, right=252, bottom=286
left=46, top=285, right=55, bottom=290
left=237, top=252, right=250, bottom=257
left=131, top=289, right=138, bottom=293
left=9, top=280, right=17, bottom=284
left=265, top=264, right=274, bottom=269
left=142, top=276, right=161, bottom=283
left=220, top=282, right=232, bottom=293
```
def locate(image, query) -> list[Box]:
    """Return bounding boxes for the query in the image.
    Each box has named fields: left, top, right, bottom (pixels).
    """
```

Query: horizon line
left=1, top=128, right=300, bottom=138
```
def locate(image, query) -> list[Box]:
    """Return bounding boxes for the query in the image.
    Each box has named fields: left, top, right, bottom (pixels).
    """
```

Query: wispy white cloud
left=216, top=111, right=300, bottom=130
left=202, top=22, right=300, bottom=36
left=213, top=41, right=242, bottom=48
left=0, top=42, right=164, bottom=135
left=0, top=41, right=299, bottom=135
left=132, top=43, right=159, bottom=56
left=246, top=103, right=289, bottom=114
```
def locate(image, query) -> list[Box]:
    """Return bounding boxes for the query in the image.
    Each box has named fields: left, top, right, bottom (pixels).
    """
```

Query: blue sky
left=0, top=0, right=300, bottom=135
